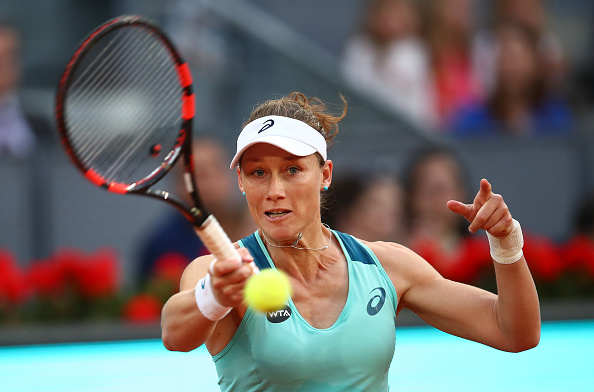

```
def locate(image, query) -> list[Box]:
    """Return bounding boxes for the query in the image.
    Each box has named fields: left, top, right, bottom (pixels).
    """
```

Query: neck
left=261, top=225, right=342, bottom=284
left=260, top=223, right=332, bottom=252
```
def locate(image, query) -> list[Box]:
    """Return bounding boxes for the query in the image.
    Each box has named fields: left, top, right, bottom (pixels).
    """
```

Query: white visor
left=229, top=115, right=327, bottom=169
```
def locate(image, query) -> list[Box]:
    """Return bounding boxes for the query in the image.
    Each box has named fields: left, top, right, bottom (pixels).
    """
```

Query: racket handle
left=196, top=215, right=241, bottom=265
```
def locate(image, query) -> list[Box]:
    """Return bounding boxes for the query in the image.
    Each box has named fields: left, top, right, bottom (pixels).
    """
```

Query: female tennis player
left=161, top=92, right=540, bottom=391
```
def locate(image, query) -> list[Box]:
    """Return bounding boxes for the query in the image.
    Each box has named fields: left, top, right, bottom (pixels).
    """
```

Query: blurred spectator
left=474, top=0, right=567, bottom=95
left=420, top=0, right=484, bottom=129
left=450, top=22, right=572, bottom=137
left=136, top=138, right=256, bottom=286
left=401, top=146, right=491, bottom=283
left=340, top=0, right=436, bottom=130
left=0, top=22, right=51, bottom=159
left=324, top=174, right=406, bottom=243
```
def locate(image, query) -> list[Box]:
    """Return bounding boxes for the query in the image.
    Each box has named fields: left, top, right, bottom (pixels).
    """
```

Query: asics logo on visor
left=258, top=119, right=274, bottom=133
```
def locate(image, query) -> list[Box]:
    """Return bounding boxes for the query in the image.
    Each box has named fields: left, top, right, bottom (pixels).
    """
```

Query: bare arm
left=161, top=248, right=254, bottom=352
left=377, top=179, right=540, bottom=352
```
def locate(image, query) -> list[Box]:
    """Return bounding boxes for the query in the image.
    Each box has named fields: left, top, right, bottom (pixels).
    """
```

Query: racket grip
left=196, top=215, right=241, bottom=265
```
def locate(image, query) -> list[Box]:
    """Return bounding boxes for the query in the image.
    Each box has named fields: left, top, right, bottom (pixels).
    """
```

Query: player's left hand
left=447, top=178, right=514, bottom=238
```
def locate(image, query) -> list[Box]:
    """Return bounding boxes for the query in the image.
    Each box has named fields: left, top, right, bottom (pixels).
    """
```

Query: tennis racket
left=54, top=15, right=240, bottom=265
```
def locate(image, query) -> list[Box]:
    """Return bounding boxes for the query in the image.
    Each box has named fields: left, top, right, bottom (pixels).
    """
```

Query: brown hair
left=242, top=92, right=347, bottom=158
left=241, top=92, right=347, bottom=210
left=487, top=22, right=547, bottom=122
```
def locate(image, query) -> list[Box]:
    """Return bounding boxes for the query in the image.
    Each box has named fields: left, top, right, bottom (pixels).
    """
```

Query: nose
left=266, top=174, right=286, bottom=201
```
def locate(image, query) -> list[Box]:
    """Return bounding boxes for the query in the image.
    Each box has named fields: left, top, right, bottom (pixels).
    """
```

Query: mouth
left=265, top=209, right=291, bottom=219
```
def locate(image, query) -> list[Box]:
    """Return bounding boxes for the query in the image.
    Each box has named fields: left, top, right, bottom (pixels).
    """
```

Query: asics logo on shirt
left=367, top=287, right=386, bottom=316
left=258, top=119, right=274, bottom=133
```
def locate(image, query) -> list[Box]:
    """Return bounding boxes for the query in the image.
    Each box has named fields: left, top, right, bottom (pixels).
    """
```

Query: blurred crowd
left=325, top=147, right=594, bottom=299
left=3, top=138, right=594, bottom=325
left=0, top=22, right=51, bottom=159
left=340, top=0, right=573, bottom=137
left=1, top=0, right=594, bottom=326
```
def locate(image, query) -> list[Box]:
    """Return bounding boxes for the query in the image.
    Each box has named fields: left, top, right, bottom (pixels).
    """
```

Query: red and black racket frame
left=54, top=15, right=208, bottom=226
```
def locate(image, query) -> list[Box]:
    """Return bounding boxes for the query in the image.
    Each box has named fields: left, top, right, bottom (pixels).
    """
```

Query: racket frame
left=55, top=15, right=207, bottom=227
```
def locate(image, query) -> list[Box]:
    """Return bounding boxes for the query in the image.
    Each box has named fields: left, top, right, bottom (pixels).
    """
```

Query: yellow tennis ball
left=244, top=269, right=291, bottom=313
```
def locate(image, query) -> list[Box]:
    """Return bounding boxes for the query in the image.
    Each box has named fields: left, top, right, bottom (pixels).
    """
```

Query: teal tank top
left=212, top=230, right=398, bottom=391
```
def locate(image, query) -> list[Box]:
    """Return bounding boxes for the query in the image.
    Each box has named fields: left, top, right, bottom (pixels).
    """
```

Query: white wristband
left=486, top=219, right=524, bottom=264
left=194, top=273, right=232, bottom=321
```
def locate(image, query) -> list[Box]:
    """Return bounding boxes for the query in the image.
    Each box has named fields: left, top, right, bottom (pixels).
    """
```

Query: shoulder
left=179, top=254, right=215, bottom=291
left=364, top=240, right=436, bottom=274
left=362, top=241, right=442, bottom=296
left=363, top=240, right=415, bottom=262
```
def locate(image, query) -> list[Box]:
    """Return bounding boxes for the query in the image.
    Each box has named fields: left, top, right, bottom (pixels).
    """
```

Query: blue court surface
left=0, top=319, right=592, bottom=392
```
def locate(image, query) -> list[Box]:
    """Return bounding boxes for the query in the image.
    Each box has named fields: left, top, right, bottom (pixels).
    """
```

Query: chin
left=261, top=222, right=298, bottom=242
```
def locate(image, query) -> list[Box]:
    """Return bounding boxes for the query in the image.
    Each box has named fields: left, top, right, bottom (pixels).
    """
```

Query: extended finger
left=447, top=200, right=473, bottom=221
left=474, top=179, right=493, bottom=206
left=468, top=196, right=499, bottom=233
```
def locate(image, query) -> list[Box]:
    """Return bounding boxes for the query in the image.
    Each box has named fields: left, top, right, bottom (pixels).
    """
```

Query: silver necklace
left=261, top=224, right=332, bottom=251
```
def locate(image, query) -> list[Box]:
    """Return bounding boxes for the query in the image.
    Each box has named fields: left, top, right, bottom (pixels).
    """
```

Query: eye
left=287, top=166, right=300, bottom=175
left=252, top=169, right=265, bottom=177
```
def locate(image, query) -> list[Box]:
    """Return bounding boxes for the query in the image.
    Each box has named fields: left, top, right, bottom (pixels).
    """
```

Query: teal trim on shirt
left=212, top=229, right=397, bottom=391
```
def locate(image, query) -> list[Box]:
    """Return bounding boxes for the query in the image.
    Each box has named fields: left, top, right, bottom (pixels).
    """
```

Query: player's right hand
left=209, top=248, right=257, bottom=308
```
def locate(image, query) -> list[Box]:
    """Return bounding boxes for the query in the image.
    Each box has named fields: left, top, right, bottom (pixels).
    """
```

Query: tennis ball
left=244, top=269, right=292, bottom=313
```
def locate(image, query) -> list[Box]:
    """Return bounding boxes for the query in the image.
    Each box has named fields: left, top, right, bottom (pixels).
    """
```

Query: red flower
left=561, top=235, right=594, bottom=277
left=76, top=248, right=119, bottom=299
left=412, top=236, right=492, bottom=283
left=0, top=249, right=31, bottom=305
left=27, top=258, right=65, bottom=297
left=29, top=248, right=119, bottom=299
left=153, top=252, right=189, bottom=284
left=122, top=293, right=162, bottom=323
left=52, top=248, right=86, bottom=283
left=523, top=234, right=563, bottom=281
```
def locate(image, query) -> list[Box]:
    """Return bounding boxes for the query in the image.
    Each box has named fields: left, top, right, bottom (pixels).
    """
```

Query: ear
left=237, top=167, right=244, bottom=193
left=321, top=160, right=333, bottom=190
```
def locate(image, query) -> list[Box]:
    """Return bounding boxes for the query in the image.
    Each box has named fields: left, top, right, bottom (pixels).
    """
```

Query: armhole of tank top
left=352, top=237, right=399, bottom=314
left=211, top=307, right=254, bottom=362
left=211, top=239, right=255, bottom=362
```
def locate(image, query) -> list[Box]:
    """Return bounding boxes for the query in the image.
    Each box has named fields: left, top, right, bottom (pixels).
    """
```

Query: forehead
left=241, top=143, right=309, bottom=163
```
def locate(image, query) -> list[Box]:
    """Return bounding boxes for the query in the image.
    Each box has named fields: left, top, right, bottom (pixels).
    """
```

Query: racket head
left=55, top=15, right=240, bottom=264
left=55, top=15, right=196, bottom=195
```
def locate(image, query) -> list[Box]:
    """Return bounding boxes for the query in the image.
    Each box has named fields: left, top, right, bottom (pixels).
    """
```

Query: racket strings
left=100, top=68, right=181, bottom=182
left=68, top=28, right=172, bottom=158
left=68, top=30, right=156, bottom=165
left=73, top=46, right=179, bottom=179
left=68, top=28, right=130, bottom=100
left=67, top=28, right=158, bottom=153
left=64, top=25, right=184, bottom=185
